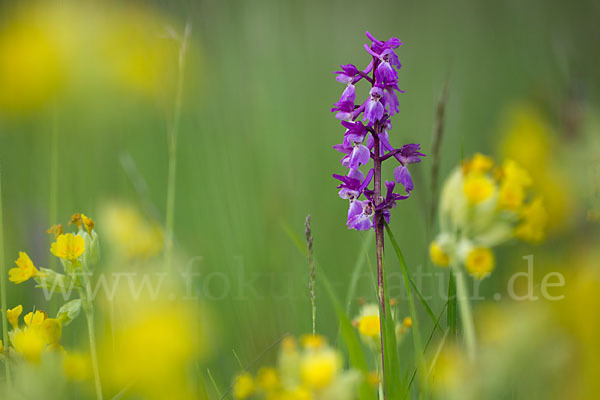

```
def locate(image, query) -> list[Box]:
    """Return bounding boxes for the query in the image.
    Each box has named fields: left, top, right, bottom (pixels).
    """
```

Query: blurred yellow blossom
left=500, top=103, right=573, bottom=232
left=256, top=367, right=279, bottom=392
left=432, top=153, right=547, bottom=278
left=300, top=347, right=341, bottom=389
left=63, top=352, right=91, bottom=382
left=429, top=241, right=450, bottom=267
left=234, top=372, right=255, bottom=399
left=464, top=247, right=495, bottom=279
left=463, top=174, right=495, bottom=205
left=50, top=233, right=85, bottom=261
left=100, top=202, right=164, bottom=259
left=300, top=333, right=326, bottom=349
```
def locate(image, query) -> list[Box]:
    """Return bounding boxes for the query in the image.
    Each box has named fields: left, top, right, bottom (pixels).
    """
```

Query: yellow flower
left=24, top=310, right=47, bottom=327
left=462, top=153, right=494, bottom=175
left=7, top=304, right=23, bottom=329
left=465, top=247, right=495, bottom=279
left=81, top=213, right=95, bottom=235
left=13, top=327, right=46, bottom=363
left=0, top=339, right=3, bottom=353
left=358, top=315, right=381, bottom=339
left=300, top=334, right=326, bottom=349
left=300, top=347, right=341, bottom=389
left=50, top=233, right=85, bottom=261
left=515, top=197, right=547, bottom=243
left=233, top=372, right=255, bottom=399
left=69, top=213, right=83, bottom=230
left=46, top=224, right=64, bottom=239
left=497, top=160, right=532, bottom=211
left=256, top=367, right=279, bottom=392
left=429, top=242, right=450, bottom=267
left=463, top=174, right=495, bottom=204
left=40, top=318, right=63, bottom=344
left=402, top=316, right=412, bottom=328
left=9, top=252, right=41, bottom=284
left=63, top=352, right=91, bottom=381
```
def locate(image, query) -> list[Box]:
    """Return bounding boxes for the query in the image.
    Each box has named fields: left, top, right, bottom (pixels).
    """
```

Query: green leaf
left=447, top=273, right=457, bottom=339
left=384, top=221, right=427, bottom=396
left=56, top=299, right=82, bottom=326
left=379, top=256, right=403, bottom=400
left=320, top=269, right=376, bottom=400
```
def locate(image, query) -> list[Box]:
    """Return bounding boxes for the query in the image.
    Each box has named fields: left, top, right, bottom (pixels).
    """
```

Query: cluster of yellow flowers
left=1, top=306, right=63, bottom=364
left=430, top=154, right=547, bottom=278
left=233, top=335, right=360, bottom=400
left=9, top=213, right=98, bottom=285
left=353, top=302, right=412, bottom=350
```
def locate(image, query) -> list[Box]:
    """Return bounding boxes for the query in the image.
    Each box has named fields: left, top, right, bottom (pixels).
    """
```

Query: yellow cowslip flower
left=63, top=352, right=91, bottom=381
left=462, top=153, right=494, bottom=175
left=40, top=318, right=62, bottom=344
left=357, top=315, right=380, bottom=339
left=300, top=334, right=326, bottom=349
left=24, top=310, right=47, bottom=327
left=300, top=347, right=341, bottom=389
left=429, top=242, right=450, bottom=267
left=7, top=304, right=23, bottom=329
left=9, top=252, right=42, bottom=284
left=465, top=247, right=495, bottom=279
left=50, top=233, right=85, bottom=261
left=46, top=224, right=64, bottom=239
left=233, top=372, right=255, bottom=399
left=515, top=197, right=547, bottom=243
left=256, top=367, right=279, bottom=392
left=13, top=327, right=46, bottom=363
left=463, top=174, right=495, bottom=204
left=81, top=213, right=95, bottom=235
left=402, top=316, right=412, bottom=328
left=497, top=160, right=532, bottom=211
left=69, top=213, right=83, bottom=229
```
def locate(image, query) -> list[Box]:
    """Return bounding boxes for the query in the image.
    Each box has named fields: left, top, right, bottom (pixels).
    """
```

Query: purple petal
left=393, top=165, right=413, bottom=192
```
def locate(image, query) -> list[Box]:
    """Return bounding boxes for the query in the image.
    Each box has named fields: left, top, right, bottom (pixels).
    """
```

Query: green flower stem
left=164, top=22, right=191, bottom=271
left=0, top=172, right=11, bottom=389
left=80, top=277, right=103, bottom=400
left=450, top=262, right=476, bottom=359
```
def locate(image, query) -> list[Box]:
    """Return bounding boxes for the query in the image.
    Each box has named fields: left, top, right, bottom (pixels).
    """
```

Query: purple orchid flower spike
left=330, top=31, right=425, bottom=382
left=331, top=31, right=424, bottom=231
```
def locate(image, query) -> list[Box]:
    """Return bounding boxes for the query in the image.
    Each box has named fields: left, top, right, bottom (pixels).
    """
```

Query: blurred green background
left=1, top=0, right=599, bottom=392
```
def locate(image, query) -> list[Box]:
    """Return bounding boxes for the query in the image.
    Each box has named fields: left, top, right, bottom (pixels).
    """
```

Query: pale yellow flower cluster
left=233, top=335, right=361, bottom=400
left=430, top=154, right=547, bottom=279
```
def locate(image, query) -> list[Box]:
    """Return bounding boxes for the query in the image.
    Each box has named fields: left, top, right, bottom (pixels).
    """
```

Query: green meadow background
left=1, top=0, right=599, bottom=391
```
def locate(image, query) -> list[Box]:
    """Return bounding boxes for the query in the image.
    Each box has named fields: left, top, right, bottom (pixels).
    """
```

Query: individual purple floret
left=331, top=31, right=425, bottom=231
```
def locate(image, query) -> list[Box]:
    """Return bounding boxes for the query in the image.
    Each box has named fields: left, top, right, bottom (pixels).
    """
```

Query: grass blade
left=384, top=221, right=426, bottom=396
left=447, top=272, right=457, bottom=339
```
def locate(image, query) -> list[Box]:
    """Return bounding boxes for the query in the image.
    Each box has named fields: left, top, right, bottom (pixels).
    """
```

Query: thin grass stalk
left=305, top=215, right=316, bottom=334
left=49, top=107, right=59, bottom=270
left=450, top=261, right=476, bottom=359
left=429, top=80, right=449, bottom=226
left=0, top=171, right=11, bottom=389
left=164, top=21, right=191, bottom=271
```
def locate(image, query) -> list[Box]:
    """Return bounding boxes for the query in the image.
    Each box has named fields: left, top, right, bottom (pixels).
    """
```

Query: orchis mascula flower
left=331, top=31, right=425, bottom=230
